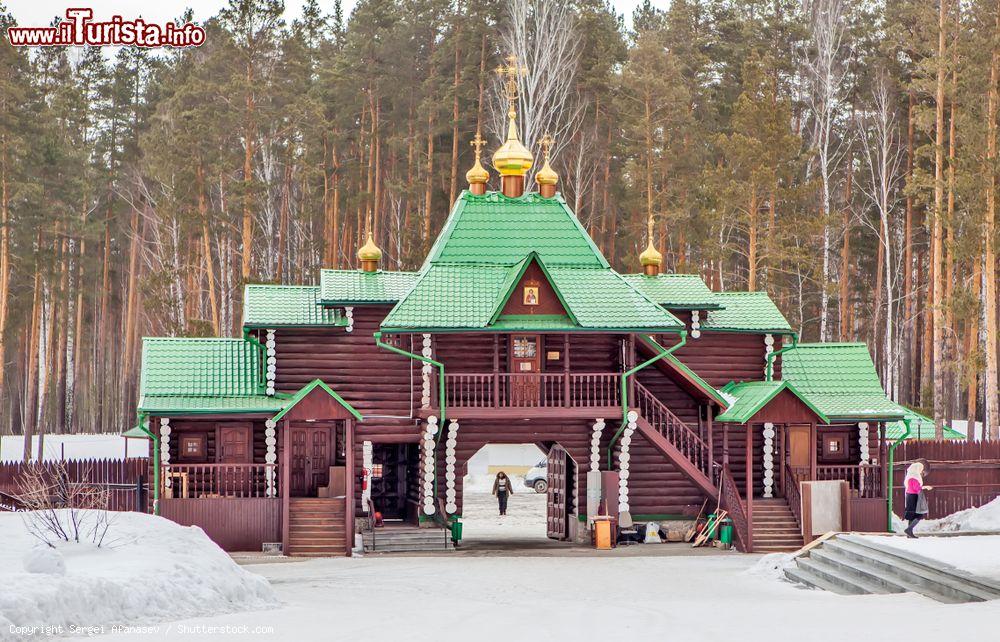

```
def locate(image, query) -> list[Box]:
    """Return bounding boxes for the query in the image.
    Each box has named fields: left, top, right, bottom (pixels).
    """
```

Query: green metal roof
left=424, top=192, right=608, bottom=268
left=780, top=343, right=906, bottom=421
left=886, top=408, right=964, bottom=440
left=139, top=395, right=285, bottom=414
left=491, top=315, right=578, bottom=331
left=244, top=285, right=344, bottom=328
left=319, top=269, right=419, bottom=304
left=703, top=292, right=792, bottom=333
left=621, top=273, right=723, bottom=310
left=716, top=380, right=829, bottom=424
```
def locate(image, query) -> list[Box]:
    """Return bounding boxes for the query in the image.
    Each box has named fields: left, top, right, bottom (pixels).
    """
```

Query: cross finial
left=540, top=133, right=554, bottom=159
left=470, top=131, right=486, bottom=159
left=647, top=213, right=655, bottom=243
left=496, top=54, right=528, bottom=116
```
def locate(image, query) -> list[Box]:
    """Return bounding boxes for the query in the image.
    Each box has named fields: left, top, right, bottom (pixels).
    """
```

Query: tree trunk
left=197, top=163, right=220, bottom=335
left=905, top=91, right=917, bottom=404
left=931, top=0, right=948, bottom=437
left=985, top=0, right=1000, bottom=440
left=242, top=62, right=256, bottom=282
left=449, top=32, right=461, bottom=205
left=748, top=187, right=758, bottom=291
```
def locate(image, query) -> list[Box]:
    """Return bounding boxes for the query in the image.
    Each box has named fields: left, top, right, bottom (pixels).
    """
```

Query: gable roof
left=319, top=269, right=419, bottom=305
left=621, top=273, right=723, bottom=310
left=715, top=380, right=828, bottom=424
left=703, top=292, right=792, bottom=333
left=244, top=285, right=344, bottom=328
left=271, top=379, right=362, bottom=422
left=780, top=343, right=906, bottom=421
left=138, top=337, right=277, bottom=414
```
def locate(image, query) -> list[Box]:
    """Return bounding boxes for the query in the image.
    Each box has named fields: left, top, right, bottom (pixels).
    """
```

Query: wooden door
left=510, top=335, right=541, bottom=406
left=289, top=425, right=331, bottom=497
left=787, top=425, right=811, bottom=482
left=217, top=424, right=251, bottom=496
left=546, top=445, right=567, bottom=539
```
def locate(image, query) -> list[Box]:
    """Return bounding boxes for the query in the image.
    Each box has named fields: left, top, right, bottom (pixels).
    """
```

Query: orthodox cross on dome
left=492, top=54, right=533, bottom=196
left=471, top=131, right=486, bottom=157
left=465, top=130, right=490, bottom=194
left=496, top=54, right=528, bottom=117
left=536, top=133, right=559, bottom=197
left=540, top=133, right=554, bottom=160
left=639, top=213, right=663, bottom=275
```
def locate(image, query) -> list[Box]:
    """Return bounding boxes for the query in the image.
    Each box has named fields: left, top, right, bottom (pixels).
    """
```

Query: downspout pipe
left=765, top=332, right=798, bottom=382
left=243, top=329, right=268, bottom=392
left=886, top=417, right=912, bottom=531
left=374, top=331, right=448, bottom=525
left=136, top=411, right=159, bottom=515
left=606, top=332, right=687, bottom=468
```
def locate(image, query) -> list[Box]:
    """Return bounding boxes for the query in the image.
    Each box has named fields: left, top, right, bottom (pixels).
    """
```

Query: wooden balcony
left=429, top=372, right=622, bottom=418
left=161, top=463, right=278, bottom=499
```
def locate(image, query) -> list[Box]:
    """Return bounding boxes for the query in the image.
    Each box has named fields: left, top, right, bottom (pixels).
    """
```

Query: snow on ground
left=861, top=534, right=1000, bottom=581
left=460, top=476, right=548, bottom=542
left=894, top=496, right=1000, bottom=534
left=95, top=552, right=1000, bottom=642
left=0, top=510, right=275, bottom=640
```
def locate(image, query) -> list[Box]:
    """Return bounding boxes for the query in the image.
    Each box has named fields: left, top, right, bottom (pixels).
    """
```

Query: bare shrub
left=16, top=462, right=116, bottom=547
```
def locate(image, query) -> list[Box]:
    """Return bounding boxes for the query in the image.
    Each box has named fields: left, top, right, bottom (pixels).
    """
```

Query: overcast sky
left=8, top=0, right=663, bottom=32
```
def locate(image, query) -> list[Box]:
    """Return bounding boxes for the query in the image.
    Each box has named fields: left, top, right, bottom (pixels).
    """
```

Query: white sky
left=8, top=0, right=662, bottom=32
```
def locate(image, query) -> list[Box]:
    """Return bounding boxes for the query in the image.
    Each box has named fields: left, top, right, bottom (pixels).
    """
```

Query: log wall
left=663, top=317, right=776, bottom=387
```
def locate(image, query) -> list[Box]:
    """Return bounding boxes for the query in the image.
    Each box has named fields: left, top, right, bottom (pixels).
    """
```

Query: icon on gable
left=523, top=282, right=540, bottom=306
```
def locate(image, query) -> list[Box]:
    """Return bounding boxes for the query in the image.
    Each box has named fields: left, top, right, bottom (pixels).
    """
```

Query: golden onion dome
left=466, top=156, right=490, bottom=185
left=639, top=240, right=663, bottom=267
left=357, top=232, right=383, bottom=262
left=492, top=109, right=534, bottom=176
left=536, top=158, right=558, bottom=186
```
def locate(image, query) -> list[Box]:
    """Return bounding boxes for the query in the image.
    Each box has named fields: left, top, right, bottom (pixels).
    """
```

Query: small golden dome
left=639, top=240, right=663, bottom=267
left=466, top=156, right=489, bottom=185
left=536, top=158, right=558, bottom=186
left=357, top=232, right=382, bottom=262
left=492, top=109, right=534, bottom=176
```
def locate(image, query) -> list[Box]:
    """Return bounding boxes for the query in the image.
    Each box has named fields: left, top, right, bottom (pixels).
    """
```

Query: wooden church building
left=135, top=64, right=910, bottom=556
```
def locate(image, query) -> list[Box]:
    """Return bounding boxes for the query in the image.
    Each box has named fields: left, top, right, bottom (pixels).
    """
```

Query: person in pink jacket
left=903, top=460, right=933, bottom=538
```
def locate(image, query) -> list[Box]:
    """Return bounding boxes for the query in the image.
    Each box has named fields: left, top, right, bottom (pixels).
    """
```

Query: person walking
left=903, top=460, right=932, bottom=538
left=492, top=471, right=514, bottom=516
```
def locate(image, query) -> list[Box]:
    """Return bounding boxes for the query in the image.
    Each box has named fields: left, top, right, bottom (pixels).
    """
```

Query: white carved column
left=444, top=420, right=459, bottom=514
left=361, top=441, right=373, bottom=512
left=762, top=422, right=775, bottom=498
left=690, top=310, right=701, bottom=339
left=344, top=306, right=354, bottom=333
left=763, top=333, right=774, bottom=376
left=265, top=330, right=276, bottom=396
left=264, top=419, right=277, bottom=497
left=422, top=416, right=439, bottom=515
left=590, top=419, right=606, bottom=471
left=618, top=411, right=638, bottom=514
left=421, top=334, right=432, bottom=409
left=858, top=422, right=870, bottom=464
left=159, top=418, right=171, bottom=493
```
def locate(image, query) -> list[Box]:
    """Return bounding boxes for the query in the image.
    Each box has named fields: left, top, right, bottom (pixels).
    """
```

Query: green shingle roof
left=319, top=269, right=419, bottom=304
left=424, top=192, right=608, bottom=268
left=139, top=338, right=274, bottom=414
left=886, top=409, right=964, bottom=440
left=780, top=343, right=906, bottom=421
left=703, top=292, right=792, bottom=333
left=716, top=380, right=828, bottom=424
left=244, top=285, right=343, bottom=328
left=621, top=273, right=723, bottom=310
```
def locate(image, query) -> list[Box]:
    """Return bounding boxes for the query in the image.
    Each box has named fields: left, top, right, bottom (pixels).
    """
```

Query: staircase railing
left=633, top=382, right=716, bottom=486
left=783, top=463, right=802, bottom=531
left=720, top=467, right=751, bottom=552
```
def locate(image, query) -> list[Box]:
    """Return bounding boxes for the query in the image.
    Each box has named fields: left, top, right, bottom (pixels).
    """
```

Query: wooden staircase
left=752, top=498, right=804, bottom=552
left=286, top=498, right=348, bottom=557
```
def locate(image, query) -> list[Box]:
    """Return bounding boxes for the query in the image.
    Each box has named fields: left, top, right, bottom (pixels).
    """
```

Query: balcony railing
left=815, top=464, right=884, bottom=498
left=161, top=463, right=278, bottom=499
left=442, top=372, right=621, bottom=409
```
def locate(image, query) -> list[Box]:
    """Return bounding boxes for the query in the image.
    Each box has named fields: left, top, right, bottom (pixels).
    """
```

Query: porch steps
left=286, top=498, right=347, bottom=557
left=752, top=498, right=803, bottom=552
left=362, top=526, right=454, bottom=553
left=784, top=534, right=1000, bottom=603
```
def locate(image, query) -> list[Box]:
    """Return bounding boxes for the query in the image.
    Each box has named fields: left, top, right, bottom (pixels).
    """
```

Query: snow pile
left=894, top=496, right=1000, bottom=534
left=0, top=510, right=276, bottom=637
left=745, top=552, right=795, bottom=580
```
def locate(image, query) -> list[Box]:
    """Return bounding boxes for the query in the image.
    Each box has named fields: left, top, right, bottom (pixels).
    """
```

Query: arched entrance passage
left=436, top=418, right=597, bottom=548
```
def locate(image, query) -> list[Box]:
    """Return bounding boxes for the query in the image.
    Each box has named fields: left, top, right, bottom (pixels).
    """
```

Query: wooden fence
left=892, top=441, right=1000, bottom=518
left=0, top=458, right=148, bottom=512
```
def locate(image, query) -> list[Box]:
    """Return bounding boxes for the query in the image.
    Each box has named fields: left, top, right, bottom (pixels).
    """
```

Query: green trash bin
left=719, top=518, right=733, bottom=548
left=450, top=519, right=463, bottom=544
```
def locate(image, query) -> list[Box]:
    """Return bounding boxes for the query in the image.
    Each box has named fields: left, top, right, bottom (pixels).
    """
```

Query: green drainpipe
left=243, top=329, right=268, bottom=391
left=606, top=332, right=687, bottom=469
left=886, top=417, right=912, bottom=531
left=136, top=411, right=159, bottom=515
left=373, top=331, right=447, bottom=524
left=765, top=332, right=798, bottom=382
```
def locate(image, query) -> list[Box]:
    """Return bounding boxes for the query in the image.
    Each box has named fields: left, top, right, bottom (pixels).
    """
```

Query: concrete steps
left=363, top=526, right=454, bottom=553
left=784, top=534, right=1000, bottom=603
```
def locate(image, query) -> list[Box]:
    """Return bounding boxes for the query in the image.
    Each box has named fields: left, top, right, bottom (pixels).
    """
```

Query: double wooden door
left=546, top=445, right=569, bottom=539
left=289, top=425, right=332, bottom=497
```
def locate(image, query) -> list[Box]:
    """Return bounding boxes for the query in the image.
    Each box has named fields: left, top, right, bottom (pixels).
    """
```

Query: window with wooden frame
left=821, top=434, right=849, bottom=462
left=179, top=434, right=207, bottom=461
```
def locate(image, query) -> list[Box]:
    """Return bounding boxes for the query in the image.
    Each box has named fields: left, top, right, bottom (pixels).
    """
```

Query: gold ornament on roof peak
left=639, top=215, right=663, bottom=268
left=357, top=231, right=383, bottom=262
left=466, top=131, right=490, bottom=185
left=536, top=133, right=558, bottom=187
left=492, top=55, right=533, bottom=177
